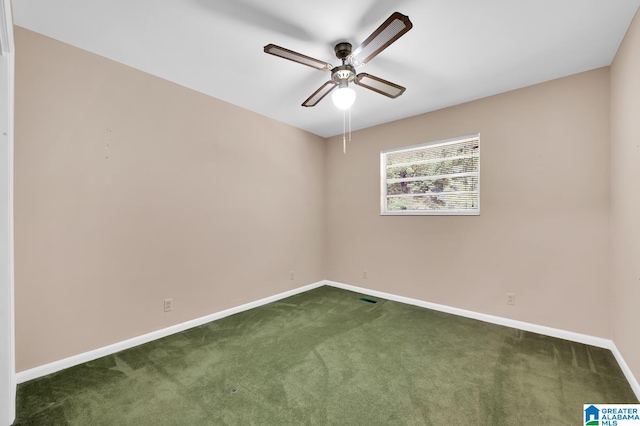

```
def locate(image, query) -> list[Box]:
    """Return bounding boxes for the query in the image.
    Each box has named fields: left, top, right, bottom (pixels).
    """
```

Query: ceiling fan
left=264, top=12, right=413, bottom=110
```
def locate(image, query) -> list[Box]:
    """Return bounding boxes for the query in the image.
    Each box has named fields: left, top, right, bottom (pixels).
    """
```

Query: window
left=381, top=134, right=480, bottom=215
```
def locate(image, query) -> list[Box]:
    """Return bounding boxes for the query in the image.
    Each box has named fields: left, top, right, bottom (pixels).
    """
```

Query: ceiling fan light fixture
left=263, top=11, right=413, bottom=111
left=332, top=86, right=356, bottom=110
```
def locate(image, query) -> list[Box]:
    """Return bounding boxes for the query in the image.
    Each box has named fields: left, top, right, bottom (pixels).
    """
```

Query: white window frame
left=380, top=134, right=480, bottom=216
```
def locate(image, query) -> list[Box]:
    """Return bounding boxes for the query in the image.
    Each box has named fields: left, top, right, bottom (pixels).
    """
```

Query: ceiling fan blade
left=349, top=12, right=413, bottom=67
left=302, top=81, right=338, bottom=107
left=264, top=44, right=333, bottom=71
left=355, top=73, right=406, bottom=98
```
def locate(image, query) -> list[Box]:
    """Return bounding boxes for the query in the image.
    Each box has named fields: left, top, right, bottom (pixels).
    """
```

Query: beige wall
left=14, top=28, right=326, bottom=371
left=326, top=68, right=612, bottom=338
left=611, top=9, right=640, bottom=383
left=14, top=21, right=633, bottom=377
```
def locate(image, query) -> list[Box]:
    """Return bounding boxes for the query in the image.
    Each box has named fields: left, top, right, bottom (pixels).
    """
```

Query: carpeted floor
left=13, top=286, right=638, bottom=425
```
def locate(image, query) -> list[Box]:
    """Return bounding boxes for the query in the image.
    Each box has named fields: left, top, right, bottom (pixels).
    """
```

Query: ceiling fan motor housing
left=332, top=65, right=355, bottom=88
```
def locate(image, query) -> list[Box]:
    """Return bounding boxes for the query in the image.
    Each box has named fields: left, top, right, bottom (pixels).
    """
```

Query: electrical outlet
left=363, top=270, right=368, bottom=279
left=506, top=293, right=516, bottom=306
left=290, top=270, right=295, bottom=280
left=164, top=298, right=173, bottom=312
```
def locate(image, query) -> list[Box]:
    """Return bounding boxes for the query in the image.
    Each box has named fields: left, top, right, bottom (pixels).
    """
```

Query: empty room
left=2, top=0, right=640, bottom=424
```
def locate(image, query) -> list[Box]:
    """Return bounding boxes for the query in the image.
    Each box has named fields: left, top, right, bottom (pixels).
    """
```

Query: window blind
left=381, top=135, right=480, bottom=215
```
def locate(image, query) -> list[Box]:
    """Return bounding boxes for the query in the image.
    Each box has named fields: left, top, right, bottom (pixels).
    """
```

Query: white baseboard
left=323, top=280, right=611, bottom=347
left=323, top=280, right=640, bottom=400
left=610, top=342, right=640, bottom=399
left=16, top=279, right=640, bottom=401
left=16, top=281, right=325, bottom=384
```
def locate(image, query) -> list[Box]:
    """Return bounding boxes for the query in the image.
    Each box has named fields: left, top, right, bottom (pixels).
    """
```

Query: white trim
left=382, top=209, right=480, bottom=216
left=7, top=50, right=13, bottom=426
left=16, top=279, right=640, bottom=402
left=323, top=280, right=611, bottom=348
left=16, top=281, right=325, bottom=384
left=0, top=0, right=13, bottom=55
left=323, top=280, right=639, bottom=400
left=610, top=343, right=640, bottom=399
left=0, top=0, right=14, bottom=424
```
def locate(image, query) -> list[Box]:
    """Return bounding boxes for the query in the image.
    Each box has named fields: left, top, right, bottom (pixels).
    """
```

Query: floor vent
left=359, top=297, right=378, bottom=304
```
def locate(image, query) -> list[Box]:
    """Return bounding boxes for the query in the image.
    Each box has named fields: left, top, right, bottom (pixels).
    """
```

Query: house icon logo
left=585, top=405, right=599, bottom=425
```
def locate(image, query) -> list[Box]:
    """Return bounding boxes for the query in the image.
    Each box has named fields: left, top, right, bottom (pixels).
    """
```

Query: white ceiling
left=13, top=0, right=640, bottom=138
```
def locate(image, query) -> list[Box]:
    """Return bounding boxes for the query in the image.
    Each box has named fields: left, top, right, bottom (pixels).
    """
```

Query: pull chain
left=343, top=108, right=346, bottom=154
left=342, top=107, right=352, bottom=154
left=349, top=107, right=352, bottom=143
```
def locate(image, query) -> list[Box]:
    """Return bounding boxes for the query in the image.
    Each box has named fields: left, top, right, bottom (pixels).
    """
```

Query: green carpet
left=13, top=286, right=638, bottom=425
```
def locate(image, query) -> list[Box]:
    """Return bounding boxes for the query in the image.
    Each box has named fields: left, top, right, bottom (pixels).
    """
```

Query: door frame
left=0, top=0, right=15, bottom=424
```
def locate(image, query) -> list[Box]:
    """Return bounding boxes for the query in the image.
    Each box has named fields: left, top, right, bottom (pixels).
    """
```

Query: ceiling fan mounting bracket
left=334, top=42, right=353, bottom=60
